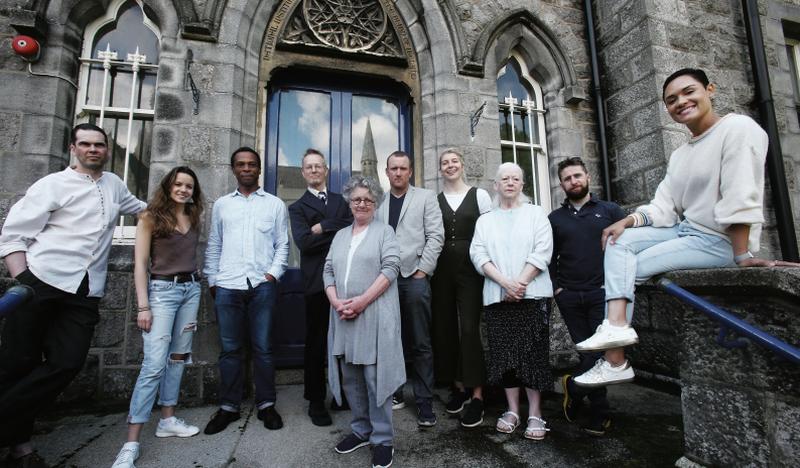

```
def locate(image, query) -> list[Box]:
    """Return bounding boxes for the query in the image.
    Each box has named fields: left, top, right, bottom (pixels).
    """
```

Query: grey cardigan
left=324, top=218, right=405, bottom=406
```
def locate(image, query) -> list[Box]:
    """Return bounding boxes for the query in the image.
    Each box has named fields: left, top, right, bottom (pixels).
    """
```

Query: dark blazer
left=289, top=190, right=352, bottom=294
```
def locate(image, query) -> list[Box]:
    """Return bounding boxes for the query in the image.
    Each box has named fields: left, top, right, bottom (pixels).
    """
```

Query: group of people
left=1, top=68, right=795, bottom=468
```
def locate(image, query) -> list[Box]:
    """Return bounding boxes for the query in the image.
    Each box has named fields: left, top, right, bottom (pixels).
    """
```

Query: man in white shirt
left=377, top=151, right=444, bottom=427
left=203, top=147, right=289, bottom=435
left=0, top=123, right=146, bottom=467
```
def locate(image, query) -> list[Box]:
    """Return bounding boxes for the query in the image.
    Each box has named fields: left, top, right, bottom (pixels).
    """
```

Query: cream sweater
left=637, top=113, right=768, bottom=252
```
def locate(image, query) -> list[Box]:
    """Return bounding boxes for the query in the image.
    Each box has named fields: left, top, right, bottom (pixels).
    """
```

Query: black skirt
left=485, top=298, right=552, bottom=391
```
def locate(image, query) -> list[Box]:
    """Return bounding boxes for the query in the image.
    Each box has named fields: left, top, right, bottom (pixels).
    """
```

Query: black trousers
left=303, top=291, right=331, bottom=402
left=555, top=288, right=609, bottom=414
left=0, top=270, right=99, bottom=446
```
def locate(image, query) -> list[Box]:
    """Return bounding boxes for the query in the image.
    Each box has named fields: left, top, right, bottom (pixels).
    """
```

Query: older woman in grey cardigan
left=324, top=175, right=404, bottom=468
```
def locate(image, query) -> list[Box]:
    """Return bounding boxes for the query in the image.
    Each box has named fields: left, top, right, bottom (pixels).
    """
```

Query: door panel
left=266, top=71, right=411, bottom=367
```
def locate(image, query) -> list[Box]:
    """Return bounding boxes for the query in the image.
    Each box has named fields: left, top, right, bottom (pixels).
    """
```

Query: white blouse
left=443, top=187, right=493, bottom=214
left=470, top=203, right=553, bottom=306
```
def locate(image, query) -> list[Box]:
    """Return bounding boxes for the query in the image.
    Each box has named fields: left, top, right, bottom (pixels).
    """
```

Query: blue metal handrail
left=657, top=278, right=800, bottom=365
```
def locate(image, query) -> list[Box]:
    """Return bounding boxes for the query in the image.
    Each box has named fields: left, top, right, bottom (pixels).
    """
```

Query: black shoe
left=257, top=406, right=284, bottom=430
left=391, top=392, right=405, bottom=410
left=561, top=374, right=583, bottom=423
left=371, top=445, right=394, bottom=468
left=445, top=389, right=470, bottom=414
left=331, top=395, right=350, bottom=411
left=416, top=399, right=437, bottom=427
left=460, top=398, right=484, bottom=427
left=4, top=452, right=50, bottom=468
left=204, top=409, right=241, bottom=435
left=581, top=414, right=612, bottom=437
left=334, top=433, right=369, bottom=454
left=308, top=400, right=333, bottom=426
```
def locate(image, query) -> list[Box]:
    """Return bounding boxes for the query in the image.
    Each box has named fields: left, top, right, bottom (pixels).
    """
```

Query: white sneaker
left=155, top=416, right=200, bottom=438
left=111, top=442, right=139, bottom=468
left=573, top=359, right=635, bottom=387
left=575, top=319, right=639, bottom=351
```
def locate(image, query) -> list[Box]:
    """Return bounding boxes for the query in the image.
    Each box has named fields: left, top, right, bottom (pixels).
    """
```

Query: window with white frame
left=75, top=0, right=160, bottom=239
left=496, top=54, right=550, bottom=209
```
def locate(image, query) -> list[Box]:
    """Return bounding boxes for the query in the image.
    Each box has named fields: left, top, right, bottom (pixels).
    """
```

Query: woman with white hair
left=469, top=162, right=554, bottom=440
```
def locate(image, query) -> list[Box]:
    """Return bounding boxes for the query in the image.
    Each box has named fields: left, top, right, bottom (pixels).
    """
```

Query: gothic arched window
left=496, top=54, right=550, bottom=208
left=75, top=0, right=160, bottom=239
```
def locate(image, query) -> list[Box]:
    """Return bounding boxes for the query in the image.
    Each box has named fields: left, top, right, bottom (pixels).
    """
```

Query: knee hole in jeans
left=169, top=353, right=190, bottom=363
left=181, top=322, right=197, bottom=334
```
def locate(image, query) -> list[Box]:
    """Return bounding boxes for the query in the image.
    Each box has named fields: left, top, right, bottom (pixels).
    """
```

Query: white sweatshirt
left=637, top=113, right=768, bottom=252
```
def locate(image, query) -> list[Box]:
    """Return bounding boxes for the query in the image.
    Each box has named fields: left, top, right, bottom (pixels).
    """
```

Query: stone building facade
left=1, top=0, right=799, bottom=416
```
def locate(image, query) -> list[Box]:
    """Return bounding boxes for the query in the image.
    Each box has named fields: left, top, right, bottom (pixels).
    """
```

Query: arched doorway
left=256, top=0, right=421, bottom=366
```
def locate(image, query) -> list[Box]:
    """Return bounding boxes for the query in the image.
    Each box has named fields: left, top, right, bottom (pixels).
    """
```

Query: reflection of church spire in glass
left=360, top=118, right=378, bottom=180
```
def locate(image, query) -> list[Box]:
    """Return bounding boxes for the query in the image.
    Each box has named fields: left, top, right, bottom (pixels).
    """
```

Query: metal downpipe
left=583, top=0, right=613, bottom=200
left=741, top=0, right=800, bottom=261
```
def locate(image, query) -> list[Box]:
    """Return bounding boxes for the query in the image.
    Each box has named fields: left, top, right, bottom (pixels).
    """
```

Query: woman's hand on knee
left=602, top=218, right=630, bottom=250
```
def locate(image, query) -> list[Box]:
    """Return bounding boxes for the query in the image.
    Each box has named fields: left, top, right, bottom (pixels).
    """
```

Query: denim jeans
left=128, top=279, right=200, bottom=424
left=604, top=221, right=735, bottom=322
left=342, top=361, right=393, bottom=446
left=215, top=281, right=277, bottom=412
left=396, top=275, right=434, bottom=403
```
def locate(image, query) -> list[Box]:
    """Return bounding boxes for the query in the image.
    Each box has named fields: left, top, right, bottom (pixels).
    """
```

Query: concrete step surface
left=9, top=381, right=683, bottom=467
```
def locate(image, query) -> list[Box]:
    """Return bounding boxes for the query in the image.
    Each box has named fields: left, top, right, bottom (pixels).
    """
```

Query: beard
left=566, top=184, right=589, bottom=201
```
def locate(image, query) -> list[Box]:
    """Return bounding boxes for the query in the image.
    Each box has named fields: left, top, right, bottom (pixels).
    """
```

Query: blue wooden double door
left=264, top=70, right=412, bottom=366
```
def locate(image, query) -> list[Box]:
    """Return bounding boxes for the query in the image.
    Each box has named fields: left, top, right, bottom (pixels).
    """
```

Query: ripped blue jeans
left=128, top=279, right=200, bottom=424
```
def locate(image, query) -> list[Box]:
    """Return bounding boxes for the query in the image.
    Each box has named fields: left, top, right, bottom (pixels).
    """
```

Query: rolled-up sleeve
left=714, top=125, right=768, bottom=228
left=323, top=247, right=336, bottom=289
left=0, top=181, right=57, bottom=258
left=268, top=203, right=290, bottom=280
left=526, top=208, right=553, bottom=271
left=379, top=226, right=400, bottom=282
left=203, top=202, right=223, bottom=287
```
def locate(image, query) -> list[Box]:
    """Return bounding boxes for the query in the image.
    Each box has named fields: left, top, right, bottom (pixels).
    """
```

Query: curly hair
left=146, top=166, right=205, bottom=238
left=342, top=175, right=384, bottom=205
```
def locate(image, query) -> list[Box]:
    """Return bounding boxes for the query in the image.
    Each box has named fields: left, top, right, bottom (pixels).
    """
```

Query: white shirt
left=204, top=188, right=289, bottom=289
left=443, top=187, right=492, bottom=214
left=0, top=168, right=145, bottom=297
left=470, top=203, right=553, bottom=305
left=637, top=113, right=768, bottom=251
left=344, top=226, right=369, bottom=295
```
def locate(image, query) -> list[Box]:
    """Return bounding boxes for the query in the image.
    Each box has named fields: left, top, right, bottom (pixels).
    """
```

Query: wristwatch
left=734, top=251, right=754, bottom=264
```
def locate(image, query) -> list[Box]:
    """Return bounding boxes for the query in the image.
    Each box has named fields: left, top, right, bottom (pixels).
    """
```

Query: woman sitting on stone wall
left=112, top=167, right=205, bottom=468
left=572, top=68, right=799, bottom=389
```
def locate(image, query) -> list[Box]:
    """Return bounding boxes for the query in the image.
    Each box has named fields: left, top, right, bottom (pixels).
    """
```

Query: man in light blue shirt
left=203, top=147, right=289, bottom=435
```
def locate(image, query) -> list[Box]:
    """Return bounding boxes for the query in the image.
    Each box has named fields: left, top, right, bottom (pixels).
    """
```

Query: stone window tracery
left=496, top=53, right=550, bottom=208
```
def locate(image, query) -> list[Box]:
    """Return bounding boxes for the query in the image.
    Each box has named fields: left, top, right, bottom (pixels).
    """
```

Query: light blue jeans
left=604, top=221, right=735, bottom=322
left=128, top=279, right=201, bottom=424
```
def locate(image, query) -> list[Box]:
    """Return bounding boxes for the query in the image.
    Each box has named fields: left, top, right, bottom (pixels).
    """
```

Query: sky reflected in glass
left=351, top=95, right=399, bottom=191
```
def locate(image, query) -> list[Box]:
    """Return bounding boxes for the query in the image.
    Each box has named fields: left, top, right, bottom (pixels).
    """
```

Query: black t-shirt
left=548, top=194, right=626, bottom=291
left=388, top=193, right=405, bottom=231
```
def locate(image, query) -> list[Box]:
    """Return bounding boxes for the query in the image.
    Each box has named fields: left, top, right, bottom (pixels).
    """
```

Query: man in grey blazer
left=377, top=151, right=444, bottom=427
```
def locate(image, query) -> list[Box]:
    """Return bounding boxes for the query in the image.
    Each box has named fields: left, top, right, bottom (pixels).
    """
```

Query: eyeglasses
left=350, top=198, right=375, bottom=206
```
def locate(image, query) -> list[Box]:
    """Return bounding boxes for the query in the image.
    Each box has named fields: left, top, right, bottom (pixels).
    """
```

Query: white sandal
left=524, top=416, right=550, bottom=440
left=495, top=411, right=520, bottom=434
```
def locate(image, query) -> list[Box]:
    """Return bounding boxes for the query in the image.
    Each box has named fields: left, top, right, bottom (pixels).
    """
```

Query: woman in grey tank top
left=112, top=167, right=205, bottom=468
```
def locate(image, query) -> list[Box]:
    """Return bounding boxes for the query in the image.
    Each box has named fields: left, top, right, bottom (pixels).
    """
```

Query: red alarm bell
left=11, top=35, right=41, bottom=61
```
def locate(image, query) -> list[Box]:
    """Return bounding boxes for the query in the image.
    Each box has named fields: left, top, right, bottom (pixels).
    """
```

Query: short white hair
left=492, top=162, right=530, bottom=207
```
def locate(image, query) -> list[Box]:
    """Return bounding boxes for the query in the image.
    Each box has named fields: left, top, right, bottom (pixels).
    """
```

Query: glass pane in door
left=276, top=89, right=332, bottom=267
left=351, top=95, right=399, bottom=192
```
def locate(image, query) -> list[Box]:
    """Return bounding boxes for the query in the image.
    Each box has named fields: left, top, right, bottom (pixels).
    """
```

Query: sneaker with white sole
left=573, top=359, right=635, bottom=387
left=111, top=442, right=140, bottom=468
left=155, top=417, right=200, bottom=438
left=575, top=319, right=638, bottom=351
